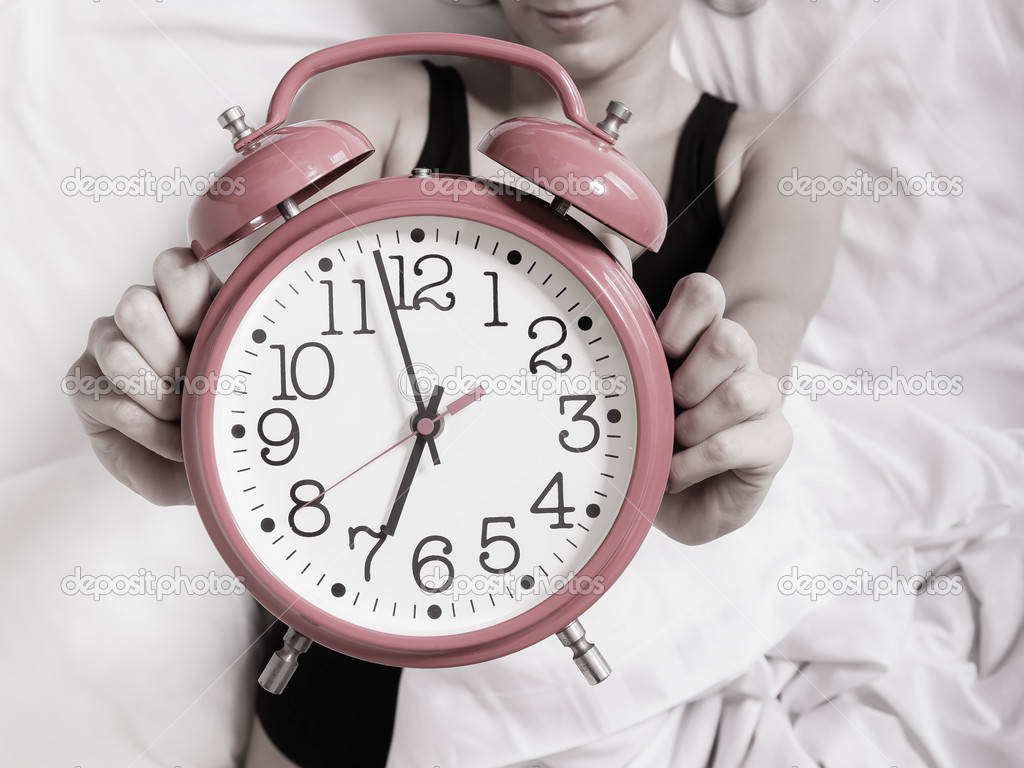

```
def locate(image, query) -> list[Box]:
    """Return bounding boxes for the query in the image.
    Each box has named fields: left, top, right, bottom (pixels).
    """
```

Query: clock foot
left=258, top=626, right=313, bottom=694
left=556, top=620, right=611, bottom=685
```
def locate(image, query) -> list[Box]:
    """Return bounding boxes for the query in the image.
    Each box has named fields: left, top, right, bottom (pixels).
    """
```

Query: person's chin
left=514, top=7, right=619, bottom=80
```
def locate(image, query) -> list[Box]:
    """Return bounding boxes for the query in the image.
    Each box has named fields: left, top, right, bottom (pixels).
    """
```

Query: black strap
left=415, top=61, right=472, bottom=175
left=632, top=93, right=738, bottom=317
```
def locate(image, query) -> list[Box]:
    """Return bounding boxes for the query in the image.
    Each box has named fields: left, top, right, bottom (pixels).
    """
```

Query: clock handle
left=234, top=33, right=613, bottom=150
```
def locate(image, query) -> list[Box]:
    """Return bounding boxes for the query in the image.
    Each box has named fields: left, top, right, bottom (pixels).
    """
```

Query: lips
left=533, top=3, right=612, bottom=34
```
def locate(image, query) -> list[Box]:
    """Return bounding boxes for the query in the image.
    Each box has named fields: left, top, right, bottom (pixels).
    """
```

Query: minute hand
left=372, top=249, right=440, bottom=466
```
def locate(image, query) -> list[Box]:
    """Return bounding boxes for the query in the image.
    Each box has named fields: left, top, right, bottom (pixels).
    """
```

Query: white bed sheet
left=2, top=0, right=1022, bottom=766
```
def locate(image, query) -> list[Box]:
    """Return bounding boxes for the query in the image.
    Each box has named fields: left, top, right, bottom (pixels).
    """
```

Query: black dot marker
left=507, top=250, right=522, bottom=265
left=520, top=575, right=535, bottom=590
left=318, top=257, right=333, bottom=272
left=586, top=504, right=601, bottom=518
left=331, top=583, right=346, bottom=598
left=251, top=329, right=266, bottom=344
left=577, top=316, right=593, bottom=331
left=427, top=604, right=442, bottom=619
left=260, top=518, right=275, bottom=532
left=607, top=409, right=621, bottom=424
left=231, top=424, right=245, bottom=438
left=411, top=227, right=425, bottom=243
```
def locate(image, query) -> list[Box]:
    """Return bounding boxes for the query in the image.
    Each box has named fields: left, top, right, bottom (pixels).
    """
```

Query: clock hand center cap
left=411, top=410, right=444, bottom=439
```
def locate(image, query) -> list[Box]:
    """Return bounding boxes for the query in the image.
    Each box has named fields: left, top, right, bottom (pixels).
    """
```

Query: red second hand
left=296, top=385, right=487, bottom=511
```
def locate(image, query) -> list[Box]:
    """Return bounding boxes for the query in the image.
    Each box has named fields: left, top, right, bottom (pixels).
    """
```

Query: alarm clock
left=181, top=33, right=673, bottom=691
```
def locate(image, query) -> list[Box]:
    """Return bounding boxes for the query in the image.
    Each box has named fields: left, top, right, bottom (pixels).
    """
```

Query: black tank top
left=417, top=60, right=738, bottom=317
left=255, top=61, right=738, bottom=768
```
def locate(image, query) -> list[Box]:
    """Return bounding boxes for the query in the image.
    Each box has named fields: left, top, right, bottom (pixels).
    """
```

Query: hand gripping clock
left=181, top=33, right=673, bottom=691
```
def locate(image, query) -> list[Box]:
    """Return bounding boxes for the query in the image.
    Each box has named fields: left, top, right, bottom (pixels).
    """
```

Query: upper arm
left=287, top=59, right=431, bottom=189
left=708, top=111, right=846, bottom=374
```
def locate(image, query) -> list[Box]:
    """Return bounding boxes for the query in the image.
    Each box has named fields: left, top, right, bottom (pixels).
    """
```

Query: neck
left=506, top=30, right=692, bottom=129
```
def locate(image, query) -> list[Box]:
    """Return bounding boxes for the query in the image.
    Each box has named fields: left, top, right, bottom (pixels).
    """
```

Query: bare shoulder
left=288, top=58, right=431, bottom=183
left=715, top=108, right=845, bottom=218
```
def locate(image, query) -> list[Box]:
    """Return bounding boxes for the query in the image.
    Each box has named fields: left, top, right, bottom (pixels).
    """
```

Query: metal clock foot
left=556, top=619, right=611, bottom=685
left=258, top=627, right=313, bottom=694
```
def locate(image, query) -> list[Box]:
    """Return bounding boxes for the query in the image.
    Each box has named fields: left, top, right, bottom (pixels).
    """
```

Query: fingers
left=89, top=427, right=193, bottom=507
left=667, top=414, right=792, bottom=494
left=114, top=284, right=189, bottom=378
left=70, top=350, right=184, bottom=460
left=66, top=247, right=218, bottom=508
left=674, top=369, right=780, bottom=448
left=153, top=247, right=221, bottom=341
left=87, top=315, right=180, bottom=422
left=656, top=273, right=725, bottom=359
left=671, top=317, right=757, bottom=410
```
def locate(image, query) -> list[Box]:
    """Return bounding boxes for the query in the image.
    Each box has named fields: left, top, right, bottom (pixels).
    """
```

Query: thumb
left=153, top=248, right=222, bottom=341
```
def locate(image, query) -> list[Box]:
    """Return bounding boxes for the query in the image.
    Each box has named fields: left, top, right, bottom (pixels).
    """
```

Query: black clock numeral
left=271, top=342, right=335, bottom=401
left=528, top=316, right=572, bottom=374
left=349, top=525, right=387, bottom=582
left=319, top=280, right=344, bottom=336
left=558, top=395, right=600, bottom=453
left=351, top=279, right=375, bottom=335
left=479, top=516, right=520, bottom=575
left=483, top=271, right=508, bottom=327
left=530, top=472, right=575, bottom=530
left=321, top=279, right=375, bottom=336
left=288, top=479, right=330, bottom=537
left=390, top=254, right=455, bottom=311
left=412, top=535, right=454, bottom=594
left=257, top=407, right=299, bottom=465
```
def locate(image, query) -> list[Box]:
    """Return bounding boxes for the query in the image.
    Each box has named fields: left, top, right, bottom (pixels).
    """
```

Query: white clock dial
left=211, top=216, right=639, bottom=637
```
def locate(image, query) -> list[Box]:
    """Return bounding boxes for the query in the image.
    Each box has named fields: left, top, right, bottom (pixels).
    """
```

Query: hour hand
left=383, top=385, right=444, bottom=538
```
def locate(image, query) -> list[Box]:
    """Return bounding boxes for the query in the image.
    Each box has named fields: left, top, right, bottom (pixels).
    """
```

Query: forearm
left=721, top=295, right=812, bottom=379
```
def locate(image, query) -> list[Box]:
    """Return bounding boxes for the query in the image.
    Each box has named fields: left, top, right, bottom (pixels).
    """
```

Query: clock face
left=209, top=215, right=639, bottom=638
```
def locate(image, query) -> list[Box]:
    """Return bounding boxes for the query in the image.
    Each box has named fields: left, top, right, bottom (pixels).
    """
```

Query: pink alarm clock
left=181, top=33, right=673, bottom=692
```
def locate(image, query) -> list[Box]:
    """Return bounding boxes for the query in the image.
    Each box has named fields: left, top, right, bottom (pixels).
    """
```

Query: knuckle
left=702, top=432, right=738, bottom=467
left=153, top=248, right=195, bottom=281
left=114, top=285, right=161, bottom=334
left=677, top=273, right=725, bottom=311
left=87, top=316, right=115, bottom=348
left=707, top=319, right=751, bottom=361
left=720, top=375, right=755, bottom=414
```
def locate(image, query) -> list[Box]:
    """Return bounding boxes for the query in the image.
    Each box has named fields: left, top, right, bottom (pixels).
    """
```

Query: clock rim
left=182, top=176, right=673, bottom=668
